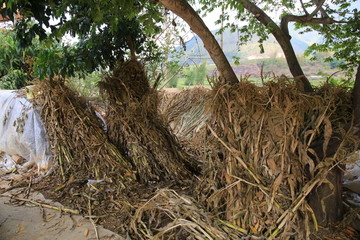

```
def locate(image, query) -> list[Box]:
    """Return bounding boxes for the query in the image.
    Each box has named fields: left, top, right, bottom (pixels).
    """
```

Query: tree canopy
left=1, top=0, right=163, bottom=78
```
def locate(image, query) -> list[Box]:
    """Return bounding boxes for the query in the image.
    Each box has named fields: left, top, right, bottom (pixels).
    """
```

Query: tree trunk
left=308, top=65, right=360, bottom=224
left=158, top=0, right=238, bottom=84
left=352, top=64, right=360, bottom=127
left=308, top=134, right=344, bottom=225
left=273, top=33, right=313, bottom=92
left=239, top=0, right=313, bottom=92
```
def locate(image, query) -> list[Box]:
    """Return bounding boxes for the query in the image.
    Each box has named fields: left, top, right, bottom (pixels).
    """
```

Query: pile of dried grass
left=32, top=80, right=134, bottom=187
left=30, top=63, right=202, bottom=238
left=194, top=78, right=355, bottom=239
left=99, top=59, right=199, bottom=183
left=160, top=87, right=211, bottom=140
left=31, top=70, right=358, bottom=239
left=159, top=87, right=212, bottom=163
left=161, top=77, right=356, bottom=239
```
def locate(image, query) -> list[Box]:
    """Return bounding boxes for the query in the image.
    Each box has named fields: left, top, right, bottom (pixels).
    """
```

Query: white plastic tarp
left=0, top=90, right=52, bottom=171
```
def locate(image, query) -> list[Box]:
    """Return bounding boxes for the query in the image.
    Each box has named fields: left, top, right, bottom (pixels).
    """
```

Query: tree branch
left=159, top=0, right=239, bottom=84
left=238, top=0, right=313, bottom=92
left=239, top=0, right=286, bottom=37
left=312, top=0, right=330, bottom=18
left=283, top=15, right=334, bottom=26
left=300, top=0, right=309, bottom=15
left=282, top=14, right=360, bottom=26
left=308, top=0, right=326, bottom=19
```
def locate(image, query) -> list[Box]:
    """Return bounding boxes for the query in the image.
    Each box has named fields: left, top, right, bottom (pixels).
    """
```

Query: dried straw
left=30, top=74, right=358, bottom=240
left=163, top=77, right=356, bottom=239
left=130, top=188, right=243, bottom=240
left=194, top=78, right=355, bottom=239
left=32, top=80, right=134, bottom=187
left=99, top=59, right=199, bottom=183
left=160, top=87, right=211, bottom=139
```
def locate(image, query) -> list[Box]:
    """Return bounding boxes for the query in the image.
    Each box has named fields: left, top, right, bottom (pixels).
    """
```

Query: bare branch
left=300, top=0, right=309, bottom=15
left=308, top=0, right=326, bottom=19
left=283, top=14, right=360, bottom=25
left=238, top=0, right=313, bottom=92
left=239, top=0, right=284, bottom=36
left=313, top=0, right=330, bottom=18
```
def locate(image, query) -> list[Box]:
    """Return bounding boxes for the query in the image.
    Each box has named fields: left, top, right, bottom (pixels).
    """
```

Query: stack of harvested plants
left=32, top=80, right=135, bottom=187
left=30, top=72, right=358, bottom=240
left=161, top=77, right=357, bottom=239
left=193, top=78, right=355, bottom=239
left=99, top=59, right=199, bottom=183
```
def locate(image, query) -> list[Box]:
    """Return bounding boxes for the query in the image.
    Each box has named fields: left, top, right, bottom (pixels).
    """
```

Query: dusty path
left=0, top=184, right=124, bottom=240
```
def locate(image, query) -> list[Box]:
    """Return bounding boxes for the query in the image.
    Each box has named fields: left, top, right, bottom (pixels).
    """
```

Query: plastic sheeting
left=0, top=90, right=52, bottom=171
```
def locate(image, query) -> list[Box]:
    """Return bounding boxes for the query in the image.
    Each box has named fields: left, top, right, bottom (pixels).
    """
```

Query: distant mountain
left=178, top=24, right=320, bottom=64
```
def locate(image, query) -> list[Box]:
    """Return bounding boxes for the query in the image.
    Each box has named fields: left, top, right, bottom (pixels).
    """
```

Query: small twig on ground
left=0, top=217, right=8, bottom=227
left=39, top=205, right=46, bottom=222
left=24, top=176, right=32, bottom=199
left=89, top=217, right=100, bottom=240
left=0, top=194, right=80, bottom=214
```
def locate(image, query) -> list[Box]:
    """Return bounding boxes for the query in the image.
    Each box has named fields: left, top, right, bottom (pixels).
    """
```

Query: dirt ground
left=0, top=169, right=124, bottom=240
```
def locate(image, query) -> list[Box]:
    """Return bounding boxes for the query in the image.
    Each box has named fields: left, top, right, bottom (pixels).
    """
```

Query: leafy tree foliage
left=0, top=29, right=37, bottom=89
left=2, top=0, right=359, bottom=86
left=0, top=27, right=89, bottom=86
left=198, top=0, right=359, bottom=56
left=304, top=4, right=360, bottom=74
left=1, top=0, right=163, bottom=78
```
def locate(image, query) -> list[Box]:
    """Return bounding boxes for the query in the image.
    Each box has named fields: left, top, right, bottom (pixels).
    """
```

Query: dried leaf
left=322, top=116, right=333, bottom=155
left=83, top=228, right=89, bottom=237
